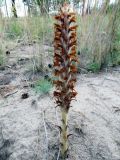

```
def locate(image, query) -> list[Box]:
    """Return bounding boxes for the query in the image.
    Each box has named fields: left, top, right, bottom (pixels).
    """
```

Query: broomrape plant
left=53, top=3, right=78, bottom=158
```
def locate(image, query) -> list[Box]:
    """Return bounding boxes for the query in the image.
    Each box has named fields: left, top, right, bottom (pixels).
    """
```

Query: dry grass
left=0, top=5, right=120, bottom=72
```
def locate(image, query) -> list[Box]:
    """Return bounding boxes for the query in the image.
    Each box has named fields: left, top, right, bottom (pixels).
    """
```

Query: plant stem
left=60, top=107, right=69, bottom=159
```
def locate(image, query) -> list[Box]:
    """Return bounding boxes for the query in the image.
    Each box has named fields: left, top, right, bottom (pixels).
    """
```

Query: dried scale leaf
left=53, top=3, right=78, bottom=158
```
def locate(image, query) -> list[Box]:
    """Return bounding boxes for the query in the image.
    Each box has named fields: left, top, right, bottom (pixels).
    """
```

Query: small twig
left=42, top=110, right=49, bottom=160
left=4, top=90, right=18, bottom=98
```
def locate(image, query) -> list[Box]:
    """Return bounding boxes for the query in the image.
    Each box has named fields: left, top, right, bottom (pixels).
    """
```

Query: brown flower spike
left=53, top=3, right=78, bottom=158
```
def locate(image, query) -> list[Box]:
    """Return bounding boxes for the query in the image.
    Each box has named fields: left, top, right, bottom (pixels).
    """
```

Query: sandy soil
left=0, top=43, right=120, bottom=160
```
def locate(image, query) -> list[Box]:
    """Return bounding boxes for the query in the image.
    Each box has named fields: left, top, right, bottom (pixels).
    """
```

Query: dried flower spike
left=53, top=3, right=78, bottom=158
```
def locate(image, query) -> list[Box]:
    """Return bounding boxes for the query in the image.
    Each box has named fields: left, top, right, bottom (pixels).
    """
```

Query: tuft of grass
left=3, top=16, right=53, bottom=43
left=87, top=62, right=100, bottom=73
left=111, top=51, right=120, bottom=66
left=6, top=20, right=23, bottom=39
left=34, top=79, right=53, bottom=94
left=24, top=16, right=53, bottom=42
left=109, top=14, right=120, bottom=67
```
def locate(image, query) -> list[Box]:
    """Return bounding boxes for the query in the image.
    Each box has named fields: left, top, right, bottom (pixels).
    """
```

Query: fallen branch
left=4, top=90, right=18, bottom=98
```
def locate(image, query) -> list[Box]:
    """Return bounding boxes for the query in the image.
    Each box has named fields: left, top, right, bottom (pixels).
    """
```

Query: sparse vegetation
left=0, top=2, right=119, bottom=72
left=34, top=79, right=52, bottom=94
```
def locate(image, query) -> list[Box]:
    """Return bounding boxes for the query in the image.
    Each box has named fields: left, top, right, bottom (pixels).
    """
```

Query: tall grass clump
left=5, top=19, right=23, bottom=39
left=3, top=16, right=53, bottom=42
left=109, top=2, right=120, bottom=66
left=22, top=16, right=53, bottom=42
left=77, top=13, right=110, bottom=71
left=77, top=2, right=120, bottom=72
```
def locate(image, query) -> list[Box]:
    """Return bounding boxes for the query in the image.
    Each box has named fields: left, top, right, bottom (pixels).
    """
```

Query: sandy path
left=0, top=44, right=120, bottom=160
left=0, top=69, right=120, bottom=160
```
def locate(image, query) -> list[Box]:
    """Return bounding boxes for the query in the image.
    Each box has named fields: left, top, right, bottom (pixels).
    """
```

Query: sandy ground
left=0, top=43, right=120, bottom=160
